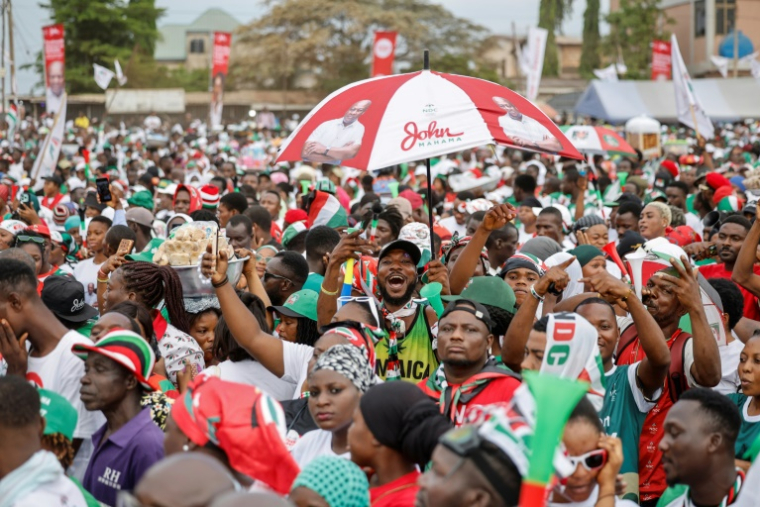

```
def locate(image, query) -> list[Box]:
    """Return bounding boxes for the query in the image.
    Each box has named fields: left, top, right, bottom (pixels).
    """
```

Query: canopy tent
left=575, top=77, right=760, bottom=124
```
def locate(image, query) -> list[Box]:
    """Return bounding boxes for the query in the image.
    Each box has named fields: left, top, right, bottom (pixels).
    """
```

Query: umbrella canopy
left=558, top=125, right=637, bottom=157
left=276, top=70, right=582, bottom=171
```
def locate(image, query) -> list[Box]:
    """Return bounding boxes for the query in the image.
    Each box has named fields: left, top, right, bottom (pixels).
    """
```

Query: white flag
left=671, top=34, right=715, bottom=139
left=114, top=59, right=127, bottom=86
left=524, top=27, right=548, bottom=101
left=710, top=55, right=729, bottom=78
left=740, top=52, right=759, bottom=64
left=32, top=94, right=67, bottom=181
left=751, top=59, right=760, bottom=81
left=93, top=64, right=115, bottom=90
left=593, top=64, right=619, bottom=82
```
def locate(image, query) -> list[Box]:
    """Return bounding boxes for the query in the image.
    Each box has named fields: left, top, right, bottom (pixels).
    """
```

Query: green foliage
left=39, top=0, right=164, bottom=93
left=232, top=0, right=497, bottom=92
left=579, top=0, right=601, bottom=78
left=604, top=0, right=673, bottom=80
left=538, top=0, right=573, bottom=77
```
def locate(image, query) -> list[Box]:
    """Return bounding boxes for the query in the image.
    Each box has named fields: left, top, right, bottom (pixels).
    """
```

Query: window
left=694, top=0, right=706, bottom=37
left=716, top=0, right=736, bottom=36
left=189, top=38, right=205, bottom=54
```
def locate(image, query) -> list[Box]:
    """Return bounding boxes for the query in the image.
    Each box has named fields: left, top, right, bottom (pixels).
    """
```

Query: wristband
left=530, top=285, right=545, bottom=302
left=97, top=277, right=109, bottom=284
left=97, top=269, right=108, bottom=279
left=320, top=284, right=339, bottom=296
left=621, top=288, right=634, bottom=302
left=212, top=275, right=229, bottom=289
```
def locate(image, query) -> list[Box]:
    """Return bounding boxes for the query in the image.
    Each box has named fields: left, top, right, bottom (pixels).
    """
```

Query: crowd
left=0, top=110, right=759, bottom=507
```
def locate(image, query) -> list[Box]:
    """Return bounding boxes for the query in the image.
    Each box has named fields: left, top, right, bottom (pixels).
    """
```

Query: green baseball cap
left=126, top=237, right=164, bottom=262
left=442, top=276, right=517, bottom=314
left=39, top=388, right=78, bottom=441
left=127, top=190, right=154, bottom=211
left=268, top=289, right=319, bottom=322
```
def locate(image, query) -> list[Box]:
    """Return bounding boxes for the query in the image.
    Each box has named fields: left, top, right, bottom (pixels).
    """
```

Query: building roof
left=155, top=8, right=241, bottom=62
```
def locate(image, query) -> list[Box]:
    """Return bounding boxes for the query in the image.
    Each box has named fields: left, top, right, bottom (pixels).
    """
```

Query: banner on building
left=651, top=39, right=672, bottom=81
left=210, top=32, right=232, bottom=129
left=370, top=31, right=397, bottom=77
left=671, top=35, right=715, bottom=139
left=43, top=24, right=65, bottom=115
left=32, top=94, right=67, bottom=182
left=523, top=27, right=548, bottom=102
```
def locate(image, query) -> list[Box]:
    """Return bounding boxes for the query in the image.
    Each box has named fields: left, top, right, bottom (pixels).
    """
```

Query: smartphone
left=96, top=177, right=112, bottom=203
left=117, top=239, right=134, bottom=257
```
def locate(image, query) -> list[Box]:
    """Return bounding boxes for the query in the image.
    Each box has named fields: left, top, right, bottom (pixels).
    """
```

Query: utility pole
left=732, top=18, right=739, bottom=78
left=1, top=0, right=6, bottom=120
left=7, top=0, right=14, bottom=97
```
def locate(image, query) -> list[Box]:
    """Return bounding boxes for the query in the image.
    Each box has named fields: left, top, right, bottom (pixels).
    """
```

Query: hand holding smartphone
left=96, top=177, right=112, bottom=203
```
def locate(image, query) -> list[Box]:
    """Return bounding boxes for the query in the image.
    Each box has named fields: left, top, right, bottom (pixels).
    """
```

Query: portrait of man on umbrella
left=301, top=99, right=372, bottom=164
left=492, top=96, right=562, bottom=152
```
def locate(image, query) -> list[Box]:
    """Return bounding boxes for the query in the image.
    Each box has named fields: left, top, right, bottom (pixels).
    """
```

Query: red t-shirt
left=370, top=471, right=420, bottom=507
left=698, top=263, right=760, bottom=321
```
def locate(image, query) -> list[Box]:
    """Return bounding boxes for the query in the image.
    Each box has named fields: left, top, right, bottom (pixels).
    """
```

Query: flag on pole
left=306, top=191, right=348, bottom=228
left=710, top=55, right=729, bottom=78
left=523, top=27, right=548, bottom=102
left=114, top=59, right=127, bottom=86
left=93, top=64, right=115, bottom=90
left=5, top=102, right=18, bottom=140
left=671, top=34, right=715, bottom=139
left=31, top=94, right=67, bottom=182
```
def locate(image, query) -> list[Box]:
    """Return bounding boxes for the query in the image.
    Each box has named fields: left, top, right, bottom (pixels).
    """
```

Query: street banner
left=93, top=64, right=115, bottom=90
left=671, top=35, right=715, bottom=139
left=370, top=31, right=397, bottom=77
left=115, top=59, right=127, bottom=86
left=524, top=27, right=548, bottom=101
left=710, top=55, right=729, bottom=78
left=32, top=94, right=67, bottom=182
left=210, top=31, right=232, bottom=129
left=43, top=24, right=65, bottom=115
left=6, top=102, right=17, bottom=141
left=651, top=40, right=671, bottom=81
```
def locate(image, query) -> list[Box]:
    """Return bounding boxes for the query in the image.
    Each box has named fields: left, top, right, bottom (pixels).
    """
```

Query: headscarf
left=441, top=232, right=488, bottom=266
left=291, top=456, right=370, bottom=507
left=312, top=344, right=375, bottom=393
left=541, top=312, right=605, bottom=410
left=170, top=375, right=299, bottom=495
left=318, top=321, right=383, bottom=369
left=544, top=252, right=584, bottom=300
left=173, top=184, right=202, bottom=214
left=0, top=219, right=26, bottom=236
left=571, top=214, right=605, bottom=233
left=500, top=252, right=546, bottom=278
left=519, top=236, right=563, bottom=261
left=568, top=245, right=604, bottom=268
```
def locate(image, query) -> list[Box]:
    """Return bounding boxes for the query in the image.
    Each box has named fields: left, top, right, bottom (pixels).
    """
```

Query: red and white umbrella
left=558, top=125, right=636, bottom=157
left=276, top=70, right=583, bottom=171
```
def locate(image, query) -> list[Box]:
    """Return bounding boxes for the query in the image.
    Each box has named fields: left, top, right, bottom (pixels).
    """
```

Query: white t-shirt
left=11, top=474, right=88, bottom=507
left=290, top=429, right=348, bottom=469
left=437, top=215, right=467, bottom=238
left=685, top=212, right=704, bottom=237
left=715, top=338, right=743, bottom=395
left=72, top=258, right=104, bottom=308
left=548, top=484, right=638, bottom=507
left=518, top=225, right=534, bottom=247
left=305, top=119, right=365, bottom=164
left=281, top=342, right=315, bottom=399
left=203, top=359, right=297, bottom=401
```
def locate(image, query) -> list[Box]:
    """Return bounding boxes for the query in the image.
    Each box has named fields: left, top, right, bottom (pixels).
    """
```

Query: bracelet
left=621, top=288, right=634, bottom=302
left=97, top=269, right=108, bottom=279
left=212, top=275, right=229, bottom=289
left=530, top=285, right=545, bottom=302
left=97, top=278, right=109, bottom=284
left=320, top=284, right=339, bottom=296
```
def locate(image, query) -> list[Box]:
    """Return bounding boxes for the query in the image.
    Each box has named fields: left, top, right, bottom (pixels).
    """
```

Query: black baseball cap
left=43, top=175, right=64, bottom=186
left=603, top=192, right=643, bottom=208
left=616, top=230, right=646, bottom=259
left=41, top=276, right=98, bottom=324
left=378, top=239, right=422, bottom=266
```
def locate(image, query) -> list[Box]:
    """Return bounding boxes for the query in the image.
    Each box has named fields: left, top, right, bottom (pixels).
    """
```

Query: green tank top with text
left=375, top=307, right=438, bottom=383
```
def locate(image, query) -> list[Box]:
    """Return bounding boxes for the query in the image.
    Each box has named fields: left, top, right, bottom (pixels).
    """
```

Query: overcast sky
left=11, top=0, right=606, bottom=95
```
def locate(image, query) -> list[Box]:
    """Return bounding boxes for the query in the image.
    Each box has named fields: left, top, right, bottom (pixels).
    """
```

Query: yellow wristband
left=320, top=284, right=339, bottom=296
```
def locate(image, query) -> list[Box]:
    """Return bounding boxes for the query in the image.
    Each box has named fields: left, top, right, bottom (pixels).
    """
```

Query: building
left=154, top=8, right=241, bottom=71
left=611, top=0, right=759, bottom=76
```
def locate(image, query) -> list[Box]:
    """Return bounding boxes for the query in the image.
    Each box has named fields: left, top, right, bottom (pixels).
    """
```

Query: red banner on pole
left=210, top=31, right=232, bottom=128
left=651, top=40, right=672, bottom=81
left=43, top=24, right=65, bottom=115
left=370, top=31, right=397, bottom=77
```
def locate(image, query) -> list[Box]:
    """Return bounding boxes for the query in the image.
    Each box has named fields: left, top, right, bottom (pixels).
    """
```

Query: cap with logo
left=41, top=275, right=98, bottom=324
left=39, top=388, right=78, bottom=440
left=71, top=330, right=156, bottom=390
left=268, top=289, right=319, bottom=322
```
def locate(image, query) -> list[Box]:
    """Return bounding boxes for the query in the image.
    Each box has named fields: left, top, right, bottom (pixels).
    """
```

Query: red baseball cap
left=705, top=173, right=731, bottom=191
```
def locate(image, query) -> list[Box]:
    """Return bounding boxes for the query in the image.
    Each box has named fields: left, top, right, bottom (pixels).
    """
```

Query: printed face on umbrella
left=343, top=100, right=372, bottom=125
left=492, top=96, right=520, bottom=118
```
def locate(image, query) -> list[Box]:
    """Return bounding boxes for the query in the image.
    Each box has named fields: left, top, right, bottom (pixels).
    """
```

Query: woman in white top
left=290, top=344, right=375, bottom=469
left=549, top=397, right=636, bottom=507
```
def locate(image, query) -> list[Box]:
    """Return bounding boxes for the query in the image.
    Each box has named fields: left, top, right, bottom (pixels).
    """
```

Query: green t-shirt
left=728, top=393, right=760, bottom=459
left=375, top=307, right=438, bottom=383
left=303, top=272, right=324, bottom=293
left=599, top=363, right=656, bottom=503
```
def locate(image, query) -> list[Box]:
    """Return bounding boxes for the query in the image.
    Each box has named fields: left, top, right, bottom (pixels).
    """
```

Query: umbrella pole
left=423, top=49, right=436, bottom=260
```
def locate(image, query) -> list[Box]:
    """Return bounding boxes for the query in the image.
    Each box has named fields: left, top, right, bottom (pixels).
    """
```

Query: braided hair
left=296, top=317, right=320, bottom=347
left=118, top=262, right=190, bottom=333
left=41, top=433, right=75, bottom=470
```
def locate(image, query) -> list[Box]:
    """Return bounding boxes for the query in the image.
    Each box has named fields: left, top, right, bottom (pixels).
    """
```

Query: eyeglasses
left=565, top=449, right=607, bottom=471
left=15, top=235, right=46, bottom=245
left=262, top=271, right=293, bottom=284
left=255, top=254, right=273, bottom=263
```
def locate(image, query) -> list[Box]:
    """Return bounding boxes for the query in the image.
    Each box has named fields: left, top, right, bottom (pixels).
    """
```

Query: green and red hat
left=71, top=330, right=156, bottom=390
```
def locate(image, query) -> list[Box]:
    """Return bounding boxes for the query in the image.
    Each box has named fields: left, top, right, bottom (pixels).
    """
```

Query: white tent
left=575, top=77, right=760, bottom=124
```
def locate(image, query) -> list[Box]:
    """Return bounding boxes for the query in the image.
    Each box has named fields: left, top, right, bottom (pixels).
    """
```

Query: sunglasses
left=16, top=235, right=46, bottom=245
left=565, top=449, right=607, bottom=471
left=255, top=253, right=273, bottom=263
left=262, top=271, right=292, bottom=284
left=336, top=296, right=381, bottom=328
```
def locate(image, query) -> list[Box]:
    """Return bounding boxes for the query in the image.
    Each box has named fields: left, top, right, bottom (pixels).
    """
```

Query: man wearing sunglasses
left=261, top=251, right=308, bottom=307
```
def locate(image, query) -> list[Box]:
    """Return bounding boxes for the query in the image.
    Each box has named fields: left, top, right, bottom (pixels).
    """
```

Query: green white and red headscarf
left=72, top=330, right=156, bottom=390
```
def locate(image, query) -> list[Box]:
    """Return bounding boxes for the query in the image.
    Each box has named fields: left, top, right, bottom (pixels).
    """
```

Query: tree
left=231, top=0, right=497, bottom=92
left=579, top=0, right=600, bottom=77
left=538, top=0, right=574, bottom=77
left=605, top=0, right=672, bottom=80
left=39, top=0, right=164, bottom=93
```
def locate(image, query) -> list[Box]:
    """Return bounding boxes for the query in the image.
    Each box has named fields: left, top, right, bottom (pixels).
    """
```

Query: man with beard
left=261, top=251, right=308, bottom=307
left=616, top=258, right=722, bottom=506
left=658, top=388, right=743, bottom=507
left=374, top=239, right=438, bottom=383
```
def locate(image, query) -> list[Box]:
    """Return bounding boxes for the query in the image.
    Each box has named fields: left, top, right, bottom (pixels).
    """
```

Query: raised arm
left=449, top=204, right=515, bottom=295
left=732, top=218, right=760, bottom=298
left=235, top=248, right=273, bottom=329
left=201, top=245, right=286, bottom=377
